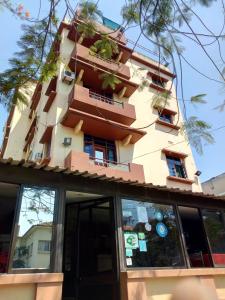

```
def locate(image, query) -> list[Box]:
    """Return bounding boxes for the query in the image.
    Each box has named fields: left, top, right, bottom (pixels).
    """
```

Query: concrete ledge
left=0, top=273, right=63, bottom=285
left=124, top=268, right=225, bottom=279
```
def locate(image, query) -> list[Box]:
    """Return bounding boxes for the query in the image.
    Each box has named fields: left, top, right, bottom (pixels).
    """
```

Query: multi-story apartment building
left=1, top=11, right=225, bottom=300
left=1, top=14, right=201, bottom=192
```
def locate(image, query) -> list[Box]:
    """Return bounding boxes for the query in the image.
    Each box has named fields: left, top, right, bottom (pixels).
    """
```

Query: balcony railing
left=89, top=156, right=129, bottom=172
left=89, top=90, right=124, bottom=108
left=90, top=52, right=120, bottom=65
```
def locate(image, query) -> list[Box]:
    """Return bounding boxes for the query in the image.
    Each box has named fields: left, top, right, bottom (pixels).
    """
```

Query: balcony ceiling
left=40, top=126, right=53, bottom=144
left=61, top=108, right=146, bottom=144
left=68, top=58, right=138, bottom=98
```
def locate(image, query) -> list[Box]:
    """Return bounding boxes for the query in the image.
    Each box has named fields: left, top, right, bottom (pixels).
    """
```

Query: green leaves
left=99, top=73, right=121, bottom=90
left=151, top=91, right=171, bottom=108
left=0, top=21, right=57, bottom=107
left=181, top=116, right=214, bottom=154
left=39, top=49, right=59, bottom=82
left=191, top=94, right=207, bottom=105
left=90, top=35, right=119, bottom=59
left=121, top=2, right=139, bottom=25
left=79, top=0, right=102, bottom=20
left=77, top=21, right=97, bottom=40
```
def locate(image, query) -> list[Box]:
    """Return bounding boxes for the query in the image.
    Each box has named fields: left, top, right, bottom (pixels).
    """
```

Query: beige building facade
left=3, top=11, right=225, bottom=300
left=1, top=17, right=201, bottom=192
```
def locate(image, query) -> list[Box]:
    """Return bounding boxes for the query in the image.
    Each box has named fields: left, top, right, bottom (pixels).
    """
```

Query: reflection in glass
left=0, top=183, right=18, bottom=273
left=12, top=187, right=55, bottom=269
left=202, top=209, right=225, bottom=267
left=122, top=199, right=184, bottom=268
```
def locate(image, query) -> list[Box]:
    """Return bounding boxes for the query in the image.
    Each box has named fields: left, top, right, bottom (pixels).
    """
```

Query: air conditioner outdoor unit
left=63, top=137, right=72, bottom=146
left=62, top=70, right=76, bottom=84
left=34, top=152, right=43, bottom=161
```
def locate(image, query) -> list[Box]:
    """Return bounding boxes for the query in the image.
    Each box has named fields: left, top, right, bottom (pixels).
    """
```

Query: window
left=38, top=240, right=51, bottom=252
left=12, top=186, right=56, bottom=269
left=152, top=76, right=166, bottom=88
left=121, top=199, right=184, bottom=268
left=0, top=183, right=18, bottom=273
left=166, top=156, right=187, bottom=178
left=84, top=135, right=117, bottom=164
left=27, top=243, right=33, bottom=257
left=159, top=112, right=172, bottom=124
left=202, top=210, right=225, bottom=267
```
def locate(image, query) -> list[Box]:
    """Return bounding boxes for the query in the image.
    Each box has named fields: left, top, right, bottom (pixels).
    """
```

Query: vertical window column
left=11, top=186, right=56, bottom=270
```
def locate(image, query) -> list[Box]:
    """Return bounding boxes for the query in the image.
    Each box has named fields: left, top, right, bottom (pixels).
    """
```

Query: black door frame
left=62, top=195, right=120, bottom=300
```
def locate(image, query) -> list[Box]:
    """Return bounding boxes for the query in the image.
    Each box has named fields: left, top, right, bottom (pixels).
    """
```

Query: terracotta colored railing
left=89, top=90, right=123, bottom=107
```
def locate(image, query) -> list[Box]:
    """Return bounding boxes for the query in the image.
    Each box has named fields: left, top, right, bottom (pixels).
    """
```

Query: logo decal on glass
left=145, top=222, right=152, bottom=232
left=124, top=232, right=139, bottom=249
left=155, top=211, right=163, bottom=221
left=156, top=222, right=168, bottom=238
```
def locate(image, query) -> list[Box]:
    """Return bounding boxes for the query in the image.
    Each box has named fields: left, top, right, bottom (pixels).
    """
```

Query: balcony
left=68, top=59, right=138, bottom=98
left=43, top=77, right=57, bottom=113
left=69, top=43, right=130, bottom=80
left=61, top=108, right=146, bottom=144
left=68, top=13, right=127, bottom=44
left=65, top=150, right=145, bottom=183
left=25, top=116, right=37, bottom=142
left=68, top=85, right=136, bottom=126
left=149, top=82, right=171, bottom=94
left=29, top=83, right=42, bottom=118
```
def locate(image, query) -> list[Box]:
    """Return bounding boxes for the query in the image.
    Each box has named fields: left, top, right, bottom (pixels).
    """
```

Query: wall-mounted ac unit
left=63, top=137, right=72, bottom=146
left=62, top=70, right=76, bottom=84
left=34, top=152, right=43, bottom=161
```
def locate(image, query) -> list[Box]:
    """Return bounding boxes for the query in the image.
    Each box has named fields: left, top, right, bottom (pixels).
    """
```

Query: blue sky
left=0, top=0, right=224, bottom=182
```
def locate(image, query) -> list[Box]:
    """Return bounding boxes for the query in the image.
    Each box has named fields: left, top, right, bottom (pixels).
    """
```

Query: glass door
left=62, top=198, right=119, bottom=300
left=178, top=206, right=213, bottom=267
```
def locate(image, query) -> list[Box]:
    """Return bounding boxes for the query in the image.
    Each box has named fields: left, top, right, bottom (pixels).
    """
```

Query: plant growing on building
left=99, top=73, right=122, bottom=90
left=90, top=35, right=119, bottom=60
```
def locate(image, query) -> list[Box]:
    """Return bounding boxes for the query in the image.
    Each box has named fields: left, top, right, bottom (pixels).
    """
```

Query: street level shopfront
left=1, top=159, right=225, bottom=300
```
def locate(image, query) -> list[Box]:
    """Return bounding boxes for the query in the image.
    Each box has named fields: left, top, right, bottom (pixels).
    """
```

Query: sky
left=0, top=0, right=224, bottom=183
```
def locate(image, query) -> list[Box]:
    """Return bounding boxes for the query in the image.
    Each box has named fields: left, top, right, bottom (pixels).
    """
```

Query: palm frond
left=191, top=94, right=207, bottom=105
left=181, top=116, right=214, bottom=154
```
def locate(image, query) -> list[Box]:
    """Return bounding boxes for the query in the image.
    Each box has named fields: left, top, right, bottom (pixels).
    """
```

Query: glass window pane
left=84, top=143, right=93, bottom=157
left=107, top=149, right=116, bottom=163
left=0, top=183, right=18, bottom=273
left=202, top=210, right=225, bottom=267
left=121, top=199, right=184, bottom=268
left=159, top=113, right=172, bottom=123
left=12, top=187, right=56, bottom=269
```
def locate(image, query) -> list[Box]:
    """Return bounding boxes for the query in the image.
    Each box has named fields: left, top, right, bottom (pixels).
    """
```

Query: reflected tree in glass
left=12, top=187, right=56, bottom=269
left=202, top=210, right=225, bottom=267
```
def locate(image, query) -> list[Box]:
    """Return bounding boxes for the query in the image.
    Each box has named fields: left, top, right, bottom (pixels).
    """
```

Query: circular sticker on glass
left=156, top=222, right=168, bottom=238
left=145, top=222, right=152, bottom=232
left=155, top=211, right=163, bottom=221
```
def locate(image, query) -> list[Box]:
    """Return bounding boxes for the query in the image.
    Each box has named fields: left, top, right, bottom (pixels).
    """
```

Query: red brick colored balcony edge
left=167, top=176, right=194, bottom=185
left=162, top=148, right=188, bottom=159
left=43, top=91, right=57, bottom=113
left=155, top=119, right=180, bottom=131
left=149, top=83, right=172, bottom=94
left=64, top=150, right=145, bottom=183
